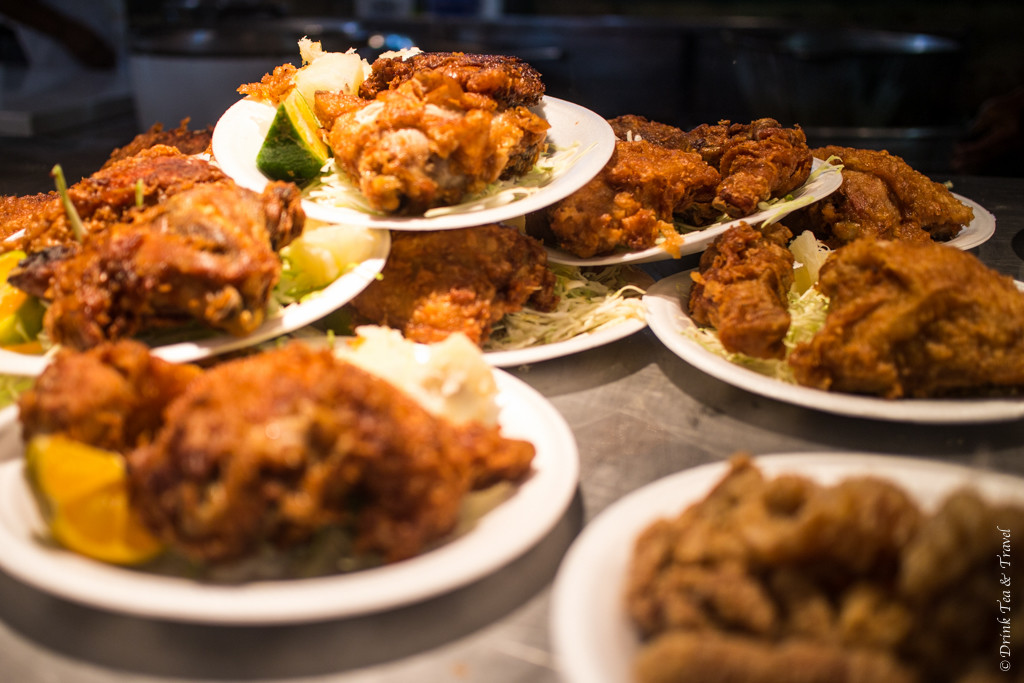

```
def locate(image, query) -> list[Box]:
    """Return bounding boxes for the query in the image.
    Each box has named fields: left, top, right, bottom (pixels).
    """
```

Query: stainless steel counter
left=0, top=168, right=1022, bottom=682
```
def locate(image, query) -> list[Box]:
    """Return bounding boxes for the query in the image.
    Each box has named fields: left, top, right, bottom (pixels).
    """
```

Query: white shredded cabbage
left=485, top=264, right=646, bottom=351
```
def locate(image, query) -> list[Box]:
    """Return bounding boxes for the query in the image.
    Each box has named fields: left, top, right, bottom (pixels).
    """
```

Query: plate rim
left=643, top=269, right=1024, bottom=423
left=549, top=451, right=1024, bottom=683
left=212, top=94, right=616, bottom=231
left=0, top=369, right=579, bottom=624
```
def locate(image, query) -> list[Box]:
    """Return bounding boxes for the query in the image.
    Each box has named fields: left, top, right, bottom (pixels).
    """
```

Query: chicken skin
left=350, top=223, right=558, bottom=345
left=124, top=341, right=535, bottom=563
left=322, top=71, right=549, bottom=215
left=688, top=222, right=795, bottom=359
left=788, top=239, right=1024, bottom=398
left=15, top=180, right=304, bottom=350
left=785, top=147, right=975, bottom=247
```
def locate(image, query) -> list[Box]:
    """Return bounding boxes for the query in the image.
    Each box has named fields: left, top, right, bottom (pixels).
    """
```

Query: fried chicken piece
left=128, top=341, right=535, bottom=563
left=17, top=340, right=201, bottom=452
left=324, top=71, right=549, bottom=215
left=785, top=147, right=975, bottom=247
left=1, top=145, right=228, bottom=255
left=102, top=119, right=213, bottom=168
left=608, top=114, right=693, bottom=149
left=22, top=180, right=303, bottom=350
left=788, top=239, right=1024, bottom=398
left=237, top=62, right=298, bottom=106
left=349, top=223, right=557, bottom=345
left=688, top=222, right=795, bottom=359
left=536, top=139, right=720, bottom=258
left=359, top=51, right=545, bottom=108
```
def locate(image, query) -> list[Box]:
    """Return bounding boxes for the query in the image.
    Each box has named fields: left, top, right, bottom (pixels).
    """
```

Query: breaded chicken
left=359, top=51, right=545, bottom=108
left=788, top=239, right=1024, bottom=398
left=688, top=222, right=795, bottom=359
left=785, top=147, right=975, bottom=247
left=18, top=340, right=201, bottom=452
left=537, top=139, right=721, bottom=258
left=102, top=119, right=213, bottom=168
left=127, top=341, right=535, bottom=563
left=15, top=180, right=303, bottom=350
left=349, top=223, right=558, bottom=345
left=324, top=71, right=549, bottom=215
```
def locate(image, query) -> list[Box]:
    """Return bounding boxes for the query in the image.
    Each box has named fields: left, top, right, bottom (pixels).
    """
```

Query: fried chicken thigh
left=125, top=342, right=535, bottom=563
left=322, top=71, right=549, bottom=215
left=349, top=223, right=558, bottom=345
left=788, top=239, right=1024, bottom=398
left=688, top=222, right=795, bottom=359
left=537, top=139, right=721, bottom=258
left=20, top=180, right=303, bottom=350
left=785, top=147, right=975, bottom=247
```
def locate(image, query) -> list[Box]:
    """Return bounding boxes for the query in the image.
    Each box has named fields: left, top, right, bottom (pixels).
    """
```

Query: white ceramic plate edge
left=0, top=370, right=579, bottom=624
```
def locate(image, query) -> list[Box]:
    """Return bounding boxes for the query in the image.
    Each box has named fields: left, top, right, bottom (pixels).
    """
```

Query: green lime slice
left=256, top=89, right=331, bottom=184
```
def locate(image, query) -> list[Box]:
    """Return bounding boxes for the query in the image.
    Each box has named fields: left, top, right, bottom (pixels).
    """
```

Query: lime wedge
left=256, top=89, right=331, bottom=184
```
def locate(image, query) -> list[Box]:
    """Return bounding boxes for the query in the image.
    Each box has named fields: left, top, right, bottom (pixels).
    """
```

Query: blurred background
left=2, top=0, right=1023, bottom=186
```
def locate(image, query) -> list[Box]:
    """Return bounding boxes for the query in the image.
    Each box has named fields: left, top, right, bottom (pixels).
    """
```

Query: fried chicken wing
left=359, top=51, right=545, bottom=108
left=17, top=340, right=201, bottom=452
left=324, top=71, right=549, bottom=215
left=21, top=180, right=303, bottom=350
left=102, top=119, right=213, bottom=168
left=688, top=222, right=795, bottom=359
left=349, top=223, right=557, bottom=345
left=536, top=139, right=720, bottom=258
left=785, top=147, right=975, bottom=247
left=788, top=239, right=1024, bottom=398
left=126, top=341, right=534, bottom=563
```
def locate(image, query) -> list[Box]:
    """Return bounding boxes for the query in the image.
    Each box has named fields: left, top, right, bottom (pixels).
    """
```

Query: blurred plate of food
left=550, top=452, right=1024, bottom=683
left=0, top=223, right=390, bottom=376
left=943, top=194, right=995, bottom=251
left=0, top=334, right=579, bottom=624
left=212, top=95, right=615, bottom=231
left=543, top=158, right=842, bottom=266
left=644, top=267, right=1024, bottom=423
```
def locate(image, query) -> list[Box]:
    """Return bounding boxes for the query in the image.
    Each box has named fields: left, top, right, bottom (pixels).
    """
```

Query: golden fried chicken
left=688, top=222, right=795, bottom=359
left=785, top=147, right=975, bottom=247
left=788, top=239, right=1024, bottom=398
left=627, top=455, right=1024, bottom=683
left=126, top=341, right=535, bottom=563
left=359, top=51, right=545, bottom=108
left=102, top=119, right=213, bottom=168
left=322, top=71, right=549, bottom=215
left=17, top=340, right=201, bottom=452
left=16, top=180, right=304, bottom=350
left=535, top=139, right=721, bottom=258
left=349, top=223, right=557, bottom=345
left=1, top=145, right=227, bottom=255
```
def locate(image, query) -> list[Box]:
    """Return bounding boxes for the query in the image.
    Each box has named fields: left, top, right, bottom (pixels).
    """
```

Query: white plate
left=0, top=370, right=579, bottom=624
left=945, top=193, right=996, bottom=250
left=545, top=158, right=843, bottom=266
left=643, top=270, right=1024, bottom=423
left=212, top=96, right=615, bottom=230
left=550, top=452, right=1024, bottom=683
left=0, top=230, right=390, bottom=376
left=485, top=316, right=647, bottom=368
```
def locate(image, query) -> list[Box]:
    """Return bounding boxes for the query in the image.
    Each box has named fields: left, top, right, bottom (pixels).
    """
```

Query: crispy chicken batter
left=322, top=71, right=549, bottom=215
left=788, top=239, right=1024, bottom=398
left=1, top=145, right=227, bottom=254
left=628, top=455, right=1024, bottom=683
left=15, top=180, right=303, bottom=350
left=359, top=51, right=545, bottom=108
left=18, top=340, right=201, bottom=452
left=688, top=222, right=795, bottom=359
left=102, top=119, right=213, bottom=168
left=536, top=139, right=721, bottom=258
left=785, top=147, right=975, bottom=247
left=349, top=223, right=557, bottom=345
left=121, top=341, right=534, bottom=563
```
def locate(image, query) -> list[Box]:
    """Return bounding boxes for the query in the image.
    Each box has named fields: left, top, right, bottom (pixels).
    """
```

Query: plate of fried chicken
left=0, top=334, right=579, bottom=623
left=551, top=452, right=1024, bottom=683
left=643, top=229, right=1024, bottom=423
left=215, top=48, right=616, bottom=230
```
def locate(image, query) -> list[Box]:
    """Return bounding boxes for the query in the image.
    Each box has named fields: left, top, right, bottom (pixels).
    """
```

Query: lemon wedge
left=25, top=434, right=164, bottom=565
left=0, top=250, right=44, bottom=348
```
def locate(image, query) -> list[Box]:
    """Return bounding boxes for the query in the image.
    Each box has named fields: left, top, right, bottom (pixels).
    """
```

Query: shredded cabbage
left=485, top=264, right=646, bottom=351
